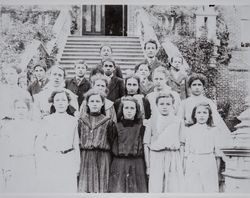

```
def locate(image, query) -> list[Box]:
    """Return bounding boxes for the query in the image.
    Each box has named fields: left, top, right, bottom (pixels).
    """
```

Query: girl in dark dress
left=109, top=96, right=147, bottom=192
left=78, top=89, right=116, bottom=193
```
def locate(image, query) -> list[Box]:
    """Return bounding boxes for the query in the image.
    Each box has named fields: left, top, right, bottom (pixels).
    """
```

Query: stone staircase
left=59, top=36, right=145, bottom=78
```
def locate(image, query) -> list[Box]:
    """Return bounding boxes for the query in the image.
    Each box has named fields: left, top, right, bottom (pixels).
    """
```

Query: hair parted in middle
left=124, top=74, right=141, bottom=95
left=187, top=73, right=207, bottom=88
left=116, top=96, right=142, bottom=123
left=102, top=57, right=116, bottom=67
left=90, top=74, right=109, bottom=94
left=144, top=39, right=158, bottom=50
left=190, top=102, right=214, bottom=127
left=84, top=88, right=106, bottom=115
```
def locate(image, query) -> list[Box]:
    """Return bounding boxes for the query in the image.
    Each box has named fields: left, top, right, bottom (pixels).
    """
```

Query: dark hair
left=134, top=60, right=149, bottom=73
left=48, top=90, right=72, bottom=114
left=116, top=96, right=142, bottom=123
left=155, top=92, right=175, bottom=105
left=102, top=58, right=116, bottom=68
left=34, top=64, right=47, bottom=72
left=124, top=74, right=141, bottom=95
left=191, top=102, right=214, bottom=127
left=84, top=89, right=106, bottom=115
left=91, top=67, right=105, bottom=76
left=187, top=73, right=207, bottom=88
left=144, top=39, right=158, bottom=50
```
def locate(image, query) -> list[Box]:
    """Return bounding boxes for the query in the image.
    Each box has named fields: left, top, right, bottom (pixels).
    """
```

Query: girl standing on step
left=144, top=92, right=185, bottom=193
left=109, top=96, right=147, bottom=192
left=184, top=102, right=222, bottom=192
left=0, top=96, right=40, bottom=193
left=78, top=89, right=116, bottom=193
left=36, top=90, right=80, bottom=193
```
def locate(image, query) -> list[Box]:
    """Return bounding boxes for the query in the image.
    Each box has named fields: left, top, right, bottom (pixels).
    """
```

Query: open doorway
left=105, top=5, right=127, bottom=36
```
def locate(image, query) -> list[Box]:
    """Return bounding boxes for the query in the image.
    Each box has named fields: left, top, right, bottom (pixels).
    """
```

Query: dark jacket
left=65, top=77, right=91, bottom=107
left=27, top=78, right=49, bottom=96
left=107, top=76, right=125, bottom=102
left=89, top=63, right=123, bottom=79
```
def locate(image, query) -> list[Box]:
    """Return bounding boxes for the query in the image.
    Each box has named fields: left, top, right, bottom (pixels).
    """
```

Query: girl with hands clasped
left=184, top=102, right=222, bottom=193
left=144, top=92, right=185, bottom=193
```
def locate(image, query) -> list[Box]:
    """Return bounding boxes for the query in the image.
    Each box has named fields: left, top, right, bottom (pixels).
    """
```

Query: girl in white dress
left=144, top=92, right=185, bottom=193
left=36, top=90, right=80, bottom=193
left=0, top=96, right=39, bottom=193
left=184, top=102, right=221, bottom=192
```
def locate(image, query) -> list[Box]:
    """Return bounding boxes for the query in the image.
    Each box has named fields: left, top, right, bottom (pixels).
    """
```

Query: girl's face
left=136, top=64, right=150, bottom=78
left=171, top=57, right=182, bottom=71
left=53, top=92, right=69, bottom=113
left=87, top=94, right=103, bottom=113
left=195, top=105, right=209, bottom=124
left=190, top=79, right=204, bottom=96
left=123, top=100, right=136, bottom=120
left=157, top=97, right=174, bottom=116
left=34, top=66, right=46, bottom=81
left=126, top=78, right=139, bottom=95
left=14, top=101, right=29, bottom=119
left=93, top=80, right=107, bottom=93
left=153, top=72, right=167, bottom=89
left=5, top=68, right=18, bottom=86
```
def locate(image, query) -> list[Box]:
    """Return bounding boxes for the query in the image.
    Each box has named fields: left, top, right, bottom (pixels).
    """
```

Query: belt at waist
left=114, top=154, right=143, bottom=159
left=80, top=147, right=110, bottom=152
left=9, top=153, right=35, bottom=158
left=189, top=151, right=214, bottom=155
left=43, top=146, right=74, bottom=154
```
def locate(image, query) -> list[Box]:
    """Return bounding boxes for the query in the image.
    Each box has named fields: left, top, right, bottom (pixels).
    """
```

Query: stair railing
left=136, top=8, right=190, bottom=71
left=19, top=7, right=71, bottom=75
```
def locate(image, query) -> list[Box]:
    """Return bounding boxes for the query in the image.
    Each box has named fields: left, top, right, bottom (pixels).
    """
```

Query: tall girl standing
left=37, top=90, right=80, bottom=193
left=109, top=96, right=147, bottom=192
left=184, top=102, right=222, bottom=192
left=0, top=96, right=39, bottom=193
left=78, top=89, right=116, bottom=193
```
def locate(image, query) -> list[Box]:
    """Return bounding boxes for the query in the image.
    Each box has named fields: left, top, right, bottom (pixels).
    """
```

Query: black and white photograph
left=0, top=0, right=250, bottom=196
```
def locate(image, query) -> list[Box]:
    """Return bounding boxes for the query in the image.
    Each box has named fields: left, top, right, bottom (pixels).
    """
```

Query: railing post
left=221, top=76, right=250, bottom=192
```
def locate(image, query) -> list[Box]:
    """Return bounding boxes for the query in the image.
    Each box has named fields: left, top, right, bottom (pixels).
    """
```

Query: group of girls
left=0, top=53, right=230, bottom=193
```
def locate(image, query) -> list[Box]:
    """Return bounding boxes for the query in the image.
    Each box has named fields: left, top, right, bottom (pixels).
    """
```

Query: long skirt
left=185, top=153, right=219, bottom=193
left=37, top=150, right=78, bottom=193
left=109, top=157, right=147, bottom=192
left=149, top=150, right=184, bottom=193
left=78, top=150, right=111, bottom=193
left=3, top=155, right=37, bottom=193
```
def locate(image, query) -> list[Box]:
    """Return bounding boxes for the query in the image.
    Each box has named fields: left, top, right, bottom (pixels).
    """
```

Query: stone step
left=61, top=53, right=144, bottom=58
left=63, top=49, right=144, bottom=53
left=60, top=57, right=144, bottom=61
left=65, top=42, right=141, bottom=47
left=59, top=61, right=141, bottom=66
left=67, top=39, right=141, bottom=44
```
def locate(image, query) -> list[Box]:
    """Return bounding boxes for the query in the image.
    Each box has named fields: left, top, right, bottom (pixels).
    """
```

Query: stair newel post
left=221, top=78, right=250, bottom=192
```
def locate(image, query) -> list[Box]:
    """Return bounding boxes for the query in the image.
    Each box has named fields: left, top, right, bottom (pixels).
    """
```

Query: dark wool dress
left=78, top=113, right=116, bottom=193
left=108, top=120, right=147, bottom=193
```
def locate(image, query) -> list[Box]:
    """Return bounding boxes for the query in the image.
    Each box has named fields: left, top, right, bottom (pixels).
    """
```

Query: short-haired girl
left=144, top=92, right=185, bottom=192
left=78, top=89, right=116, bottom=193
left=109, top=96, right=147, bottom=192
left=37, top=90, right=80, bottom=192
left=184, top=102, right=222, bottom=192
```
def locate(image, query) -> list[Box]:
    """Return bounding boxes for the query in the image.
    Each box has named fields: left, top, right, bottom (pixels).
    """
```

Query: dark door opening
left=104, top=5, right=127, bottom=36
